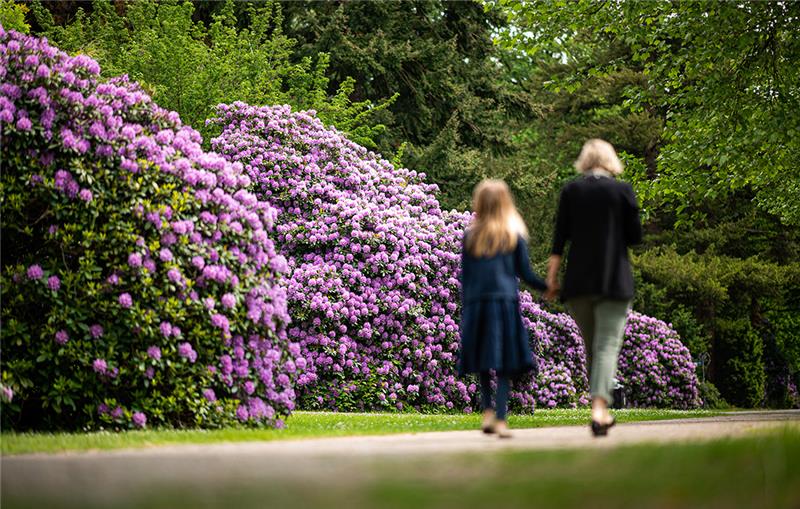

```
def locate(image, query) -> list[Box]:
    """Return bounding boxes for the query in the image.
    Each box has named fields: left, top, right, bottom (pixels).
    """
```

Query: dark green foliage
left=632, top=246, right=800, bottom=407
left=279, top=0, right=546, bottom=211
left=697, top=382, right=730, bottom=410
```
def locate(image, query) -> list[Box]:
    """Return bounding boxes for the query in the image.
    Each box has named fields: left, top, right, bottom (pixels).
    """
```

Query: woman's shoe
left=495, top=419, right=512, bottom=439
left=481, top=409, right=497, bottom=434
left=590, top=416, right=617, bottom=437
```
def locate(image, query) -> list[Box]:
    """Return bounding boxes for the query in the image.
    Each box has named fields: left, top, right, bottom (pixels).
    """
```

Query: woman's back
left=552, top=174, right=642, bottom=301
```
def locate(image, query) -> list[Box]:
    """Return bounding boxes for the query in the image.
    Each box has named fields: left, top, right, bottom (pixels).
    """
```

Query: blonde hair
left=575, top=138, right=624, bottom=176
left=466, top=179, right=528, bottom=257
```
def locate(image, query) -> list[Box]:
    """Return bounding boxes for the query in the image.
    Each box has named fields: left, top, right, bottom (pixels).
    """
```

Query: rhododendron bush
left=0, top=29, right=301, bottom=430
left=618, top=312, right=701, bottom=408
left=210, top=103, right=701, bottom=412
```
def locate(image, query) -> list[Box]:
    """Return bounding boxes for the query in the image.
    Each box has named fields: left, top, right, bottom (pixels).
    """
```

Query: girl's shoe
left=481, top=409, right=497, bottom=434
left=590, top=416, right=617, bottom=437
left=495, top=419, right=512, bottom=439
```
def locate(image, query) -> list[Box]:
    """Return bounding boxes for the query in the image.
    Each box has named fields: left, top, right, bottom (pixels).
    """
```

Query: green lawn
left=3, top=427, right=797, bottom=509
left=1, top=408, right=715, bottom=455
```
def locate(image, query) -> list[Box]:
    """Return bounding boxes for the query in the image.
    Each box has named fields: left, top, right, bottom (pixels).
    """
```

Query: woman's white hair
left=575, top=138, right=624, bottom=176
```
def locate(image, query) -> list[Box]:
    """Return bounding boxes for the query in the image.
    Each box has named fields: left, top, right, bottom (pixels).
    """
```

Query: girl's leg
left=495, top=376, right=511, bottom=421
left=479, top=371, right=497, bottom=433
left=493, top=376, right=513, bottom=438
left=479, top=371, right=493, bottom=411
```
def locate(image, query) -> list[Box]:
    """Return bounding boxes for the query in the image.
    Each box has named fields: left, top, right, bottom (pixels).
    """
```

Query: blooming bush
left=0, top=29, right=300, bottom=430
left=618, top=312, right=702, bottom=408
left=210, top=102, right=482, bottom=411
left=211, top=103, right=701, bottom=412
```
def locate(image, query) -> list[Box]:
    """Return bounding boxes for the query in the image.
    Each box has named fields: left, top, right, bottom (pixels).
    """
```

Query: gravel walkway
left=3, top=410, right=798, bottom=506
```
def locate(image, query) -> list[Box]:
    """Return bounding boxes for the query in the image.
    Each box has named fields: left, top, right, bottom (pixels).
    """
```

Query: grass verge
left=1, top=408, right=716, bottom=455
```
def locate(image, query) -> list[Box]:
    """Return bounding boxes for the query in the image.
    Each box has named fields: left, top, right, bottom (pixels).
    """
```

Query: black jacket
left=552, top=174, right=642, bottom=301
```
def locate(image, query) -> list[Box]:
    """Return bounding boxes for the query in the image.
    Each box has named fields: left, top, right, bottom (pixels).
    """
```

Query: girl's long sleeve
left=514, top=237, right=547, bottom=292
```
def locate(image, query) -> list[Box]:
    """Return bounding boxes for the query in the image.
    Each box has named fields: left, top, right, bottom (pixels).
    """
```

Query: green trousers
left=566, top=297, right=631, bottom=405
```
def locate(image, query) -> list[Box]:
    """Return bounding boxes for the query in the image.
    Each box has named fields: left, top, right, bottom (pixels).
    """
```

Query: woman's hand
left=545, top=254, right=562, bottom=301
left=544, top=280, right=560, bottom=301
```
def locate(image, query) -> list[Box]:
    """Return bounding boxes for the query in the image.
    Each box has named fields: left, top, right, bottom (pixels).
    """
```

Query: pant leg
left=479, top=371, right=493, bottom=410
left=566, top=297, right=596, bottom=369
left=495, top=376, right=510, bottom=420
left=590, top=299, right=631, bottom=405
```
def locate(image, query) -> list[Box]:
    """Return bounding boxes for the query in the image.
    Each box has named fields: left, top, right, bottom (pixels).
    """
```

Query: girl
left=459, top=179, right=547, bottom=438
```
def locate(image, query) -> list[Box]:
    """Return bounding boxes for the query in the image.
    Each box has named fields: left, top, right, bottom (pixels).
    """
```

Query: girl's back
left=461, top=233, right=545, bottom=303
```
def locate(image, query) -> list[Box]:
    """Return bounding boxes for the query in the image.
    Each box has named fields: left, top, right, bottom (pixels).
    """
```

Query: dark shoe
left=590, top=416, right=616, bottom=437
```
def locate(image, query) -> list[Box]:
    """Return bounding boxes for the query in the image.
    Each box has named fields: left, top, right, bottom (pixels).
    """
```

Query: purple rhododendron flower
left=203, top=389, right=217, bottom=402
left=27, top=264, right=43, bottom=280
left=210, top=313, right=229, bottom=331
left=92, top=358, right=107, bottom=375
left=236, top=405, right=249, bottom=421
left=167, top=268, right=182, bottom=285
left=147, top=346, right=161, bottom=360
left=90, top=324, right=103, bottom=338
left=47, top=275, right=60, bottom=291
left=118, top=293, right=132, bottom=308
left=54, top=329, right=69, bottom=345
left=132, top=411, right=147, bottom=428
left=178, top=342, right=197, bottom=363
left=79, top=188, right=93, bottom=202
left=128, top=252, right=142, bottom=268
left=159, top=321, right=172, bottom=337
left=221, top=293, right=236, bottom=309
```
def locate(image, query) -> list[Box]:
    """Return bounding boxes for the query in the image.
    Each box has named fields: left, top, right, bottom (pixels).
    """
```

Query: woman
left=459, top=179, right=547, bottom=439
left=546, top=139, right=642, bottom=436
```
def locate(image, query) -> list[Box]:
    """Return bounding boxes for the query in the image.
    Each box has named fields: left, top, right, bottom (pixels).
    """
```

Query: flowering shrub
left=618, top=312, right=702, bottom=408
left=211, top=103, right=701, bottom=412
left=210, top=102, right=482, bottom=411
left=0, top=29, right=300, bottom=430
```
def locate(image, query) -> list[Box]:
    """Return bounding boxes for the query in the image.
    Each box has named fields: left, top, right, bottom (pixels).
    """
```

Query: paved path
left=3, top=410, right=799, bottom=506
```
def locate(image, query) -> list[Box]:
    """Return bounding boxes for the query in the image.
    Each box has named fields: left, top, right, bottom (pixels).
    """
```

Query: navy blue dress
left=458, top=233, right=547, bottom=377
